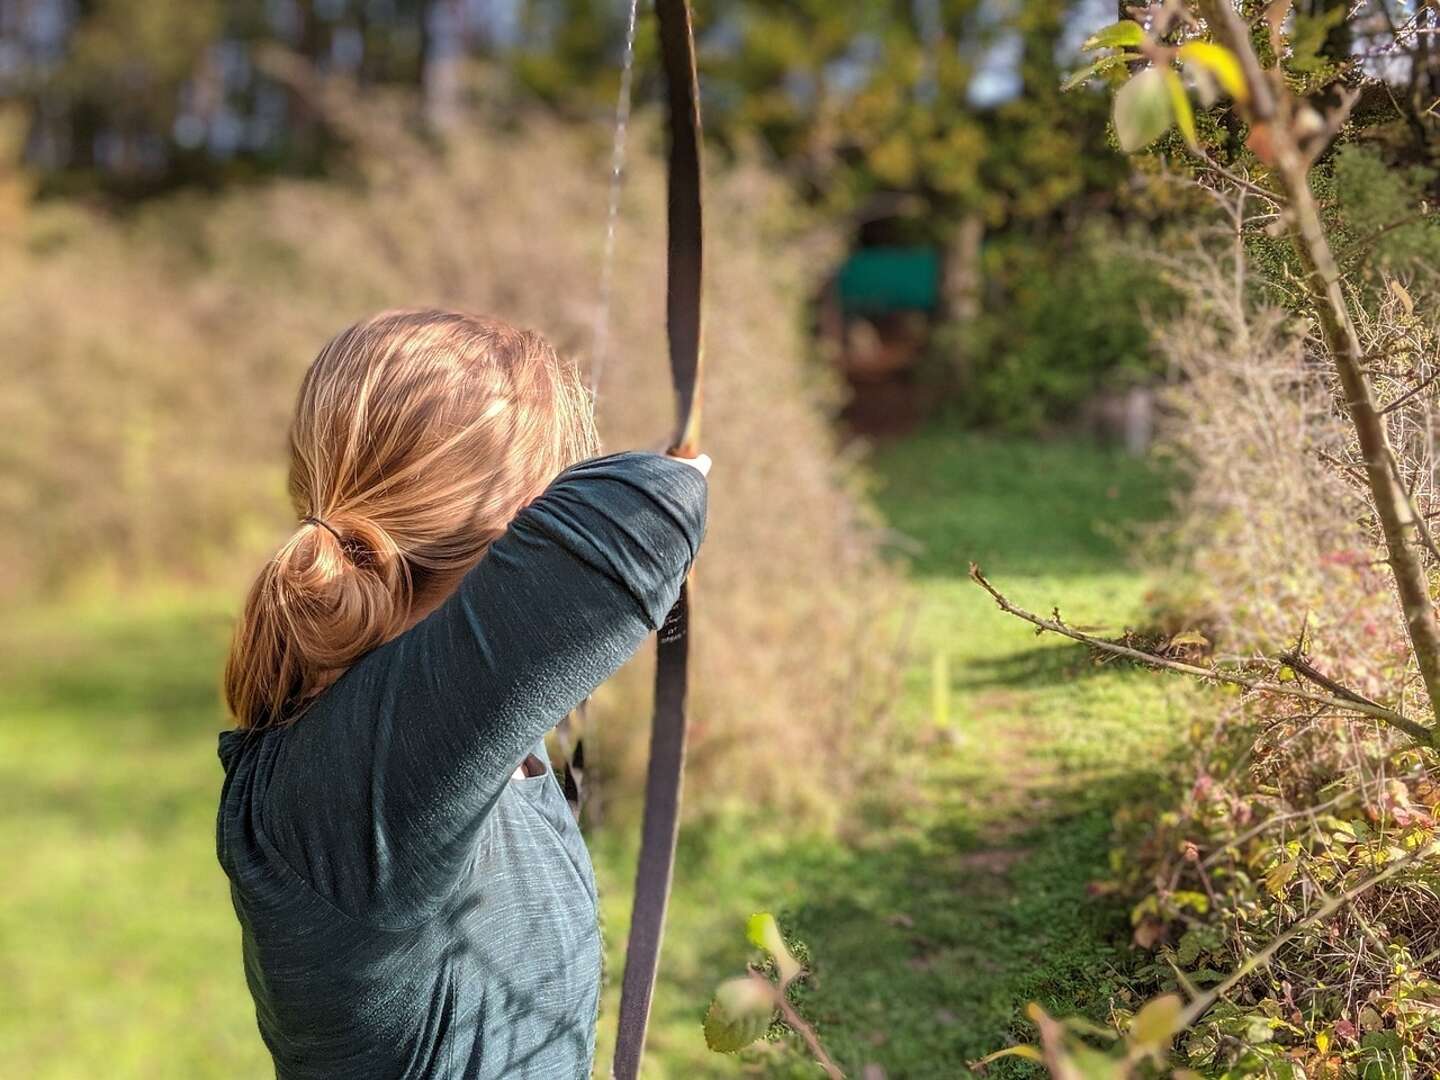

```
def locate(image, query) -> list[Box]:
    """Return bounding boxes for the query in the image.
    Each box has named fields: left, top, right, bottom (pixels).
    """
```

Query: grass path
left=774, top=432, right=1192, bottom=1076
left=0, top=433, right=1190, bottom=1079
left=593, top=432, right=1194, bottom=1077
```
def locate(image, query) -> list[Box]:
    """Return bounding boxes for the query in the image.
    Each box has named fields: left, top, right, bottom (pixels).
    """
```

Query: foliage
left=519, top=0, right=1123, bottom=233
left=702, top=912, right=840, bottom=1073
left=1132, top=221, right=1440, bottom=1078
left=1144, top=222, right=1405, bottom=675
left=945, top=228, right=1173, bottom=432
left=1066, top=14, right=1249, bottom=157
left=6, top=0, right=442, bottom=188
left=1331, top=145, right=1440, bottom=277
left=1105, top=702, right=1440, bottom=1077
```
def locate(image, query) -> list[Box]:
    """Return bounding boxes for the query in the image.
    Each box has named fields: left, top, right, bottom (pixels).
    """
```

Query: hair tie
left=301, top=516, right=344, bottom=544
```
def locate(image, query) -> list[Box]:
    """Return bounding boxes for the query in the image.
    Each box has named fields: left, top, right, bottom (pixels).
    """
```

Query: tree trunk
left=942, top=212, right=984, bottom=390
left=422, top=0, right=466, bottom=133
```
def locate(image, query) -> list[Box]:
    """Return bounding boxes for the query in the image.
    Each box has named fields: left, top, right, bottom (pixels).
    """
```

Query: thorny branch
left=969, top=565, right=1437, bottom=746
left=1175, top=839, right=1440, bottom=1030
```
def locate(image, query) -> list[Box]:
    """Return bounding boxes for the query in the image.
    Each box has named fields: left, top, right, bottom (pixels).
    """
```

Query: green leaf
left=1062, top=1015, right=1122, bottom=1040
left=1061, top=53, right=1137, bottom=93
left=1129, top=992, right=1184, bottom=1051
left=1265, top=858, right=1298, bottom=895
left=1176, top=929, right=1202, bottom=966
left=746, top=912, right=802, bottom=985
left=703, top=977, right=775, bottom=1054
left=1164, top=69, right=1198, bottom=149
left=1291, top=7, right=1349, bottom=74
left=1177, top=42, right=1248, bottom=102
left=1113, top=67, right=1173, bottom=153
left=1083, top=20, right=1146, bottom=52
left=1172, top=889, right=1209, bottom=915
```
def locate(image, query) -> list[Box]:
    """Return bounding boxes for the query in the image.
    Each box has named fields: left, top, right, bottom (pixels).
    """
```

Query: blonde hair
left=225, top=309, right=599, bottom=730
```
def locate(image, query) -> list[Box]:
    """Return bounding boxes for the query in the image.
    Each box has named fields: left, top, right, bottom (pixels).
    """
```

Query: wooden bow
left=611, top=1, right=704, bottom=1076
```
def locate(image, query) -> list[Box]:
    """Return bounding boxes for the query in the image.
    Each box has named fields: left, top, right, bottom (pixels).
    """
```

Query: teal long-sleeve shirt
left=216, top=452, right=708, bottom=1079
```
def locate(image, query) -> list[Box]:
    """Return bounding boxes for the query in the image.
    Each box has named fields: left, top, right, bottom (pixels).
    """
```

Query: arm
left=263, top=451, right=708, bottom=924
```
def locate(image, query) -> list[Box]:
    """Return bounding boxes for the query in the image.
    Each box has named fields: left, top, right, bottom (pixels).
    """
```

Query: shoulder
left=530, top=451, right=708, bottom=534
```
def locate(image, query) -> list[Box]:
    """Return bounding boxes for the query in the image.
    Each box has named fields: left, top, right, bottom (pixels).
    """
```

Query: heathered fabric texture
left=216, top=452, right=708, bottom=1080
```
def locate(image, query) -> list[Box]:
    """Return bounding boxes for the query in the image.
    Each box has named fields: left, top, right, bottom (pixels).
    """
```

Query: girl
left=216, top=309, right=709, bottom=1079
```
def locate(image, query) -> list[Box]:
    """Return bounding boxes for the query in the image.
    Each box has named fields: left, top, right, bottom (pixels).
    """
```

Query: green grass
left=0, top=432, right=1190, bottom=1078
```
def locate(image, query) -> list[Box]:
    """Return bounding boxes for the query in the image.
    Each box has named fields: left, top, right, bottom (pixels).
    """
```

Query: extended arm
left=263, top=451, right=707, bottom=923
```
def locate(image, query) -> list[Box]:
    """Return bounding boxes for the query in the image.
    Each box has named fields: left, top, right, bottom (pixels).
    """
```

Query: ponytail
left=225, top=511, right=409, bottom=727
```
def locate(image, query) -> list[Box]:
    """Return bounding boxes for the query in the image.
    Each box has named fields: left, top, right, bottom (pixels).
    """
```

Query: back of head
left=225, top=309, right=599, bottom=730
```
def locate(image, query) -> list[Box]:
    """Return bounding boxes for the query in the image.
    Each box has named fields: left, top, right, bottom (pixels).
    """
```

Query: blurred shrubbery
left=938, top=228, right=1172, bottom=433
left=0, top=98, right=902, bottom=824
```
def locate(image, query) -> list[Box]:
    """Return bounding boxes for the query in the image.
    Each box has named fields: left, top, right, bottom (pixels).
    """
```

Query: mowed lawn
left=0, top=432, right=1193, bottom=1078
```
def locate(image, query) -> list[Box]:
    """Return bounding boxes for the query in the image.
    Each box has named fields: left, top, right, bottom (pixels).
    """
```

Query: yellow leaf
left=1168, top=629, right=1210, bottom=649
left=1164, top=69, right=1198, bottom=149
left=969, top=1045, right=1044, bottom=1067
left=1265, top=858, right=1298, bottom=895
left=1178, top=42, right=1249, bottom=103
left=1083, top=20, right=1147, bottom=52
left=746, top=913, right=802, bottom=985
left=1316, top=1030, right=1330, bottom=1053
left=1390, top=279, right=1415, bottom=316
left=1130, top=992, right=1184, bottom=1050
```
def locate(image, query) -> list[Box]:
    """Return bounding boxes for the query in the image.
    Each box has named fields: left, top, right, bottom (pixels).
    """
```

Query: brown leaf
left=1133, top=917, right=1166, bottom=949
left=1246, top=123, right=1278, bottom=165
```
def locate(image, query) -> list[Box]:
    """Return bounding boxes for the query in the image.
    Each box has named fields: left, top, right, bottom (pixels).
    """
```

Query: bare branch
left=969, top=565, right=1436, bottom=745
left=1378, top=366, right=1440, bottom=414
left=1277, top=651, right=1387, bottom=711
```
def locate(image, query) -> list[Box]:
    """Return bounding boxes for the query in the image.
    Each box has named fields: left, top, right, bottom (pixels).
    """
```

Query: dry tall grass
left=1149, top=217, right=1409, bottom=698
left=0, top=98, right=901, bottom=823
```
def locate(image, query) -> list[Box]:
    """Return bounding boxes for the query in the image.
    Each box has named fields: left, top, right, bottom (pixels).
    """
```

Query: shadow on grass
left=679, top=766, right=1163, bottom=1079
left=957, top=641, right=1141, bottom=693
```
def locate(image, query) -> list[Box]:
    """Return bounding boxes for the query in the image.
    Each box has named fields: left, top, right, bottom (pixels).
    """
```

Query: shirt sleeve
left=260, top=451, right=708, bottom=925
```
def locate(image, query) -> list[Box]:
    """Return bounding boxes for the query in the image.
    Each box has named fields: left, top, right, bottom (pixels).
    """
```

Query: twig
left=1302, top=85, right=1361, bottom=170
left=1378, top=366, right=1440, bottom=415
left=1200, top=788, right=1356, bottom=868
left=1277, top=651, right=1386, bottom=711
left=1188, top=148, right=1287, bottom=205
left=1176, top=840, right=1440, bottom=1031
left=969, top=565, right=1436, bottom=746
left=749, top=969, right=844, bottom=1079
left=1387, top=451, right=1440, bottom=566
left=1338, top=213, right=1437, bottom=263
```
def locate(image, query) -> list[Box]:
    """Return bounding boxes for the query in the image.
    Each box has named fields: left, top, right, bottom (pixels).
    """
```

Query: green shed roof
left=837, top=247, right=940, bottom=315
